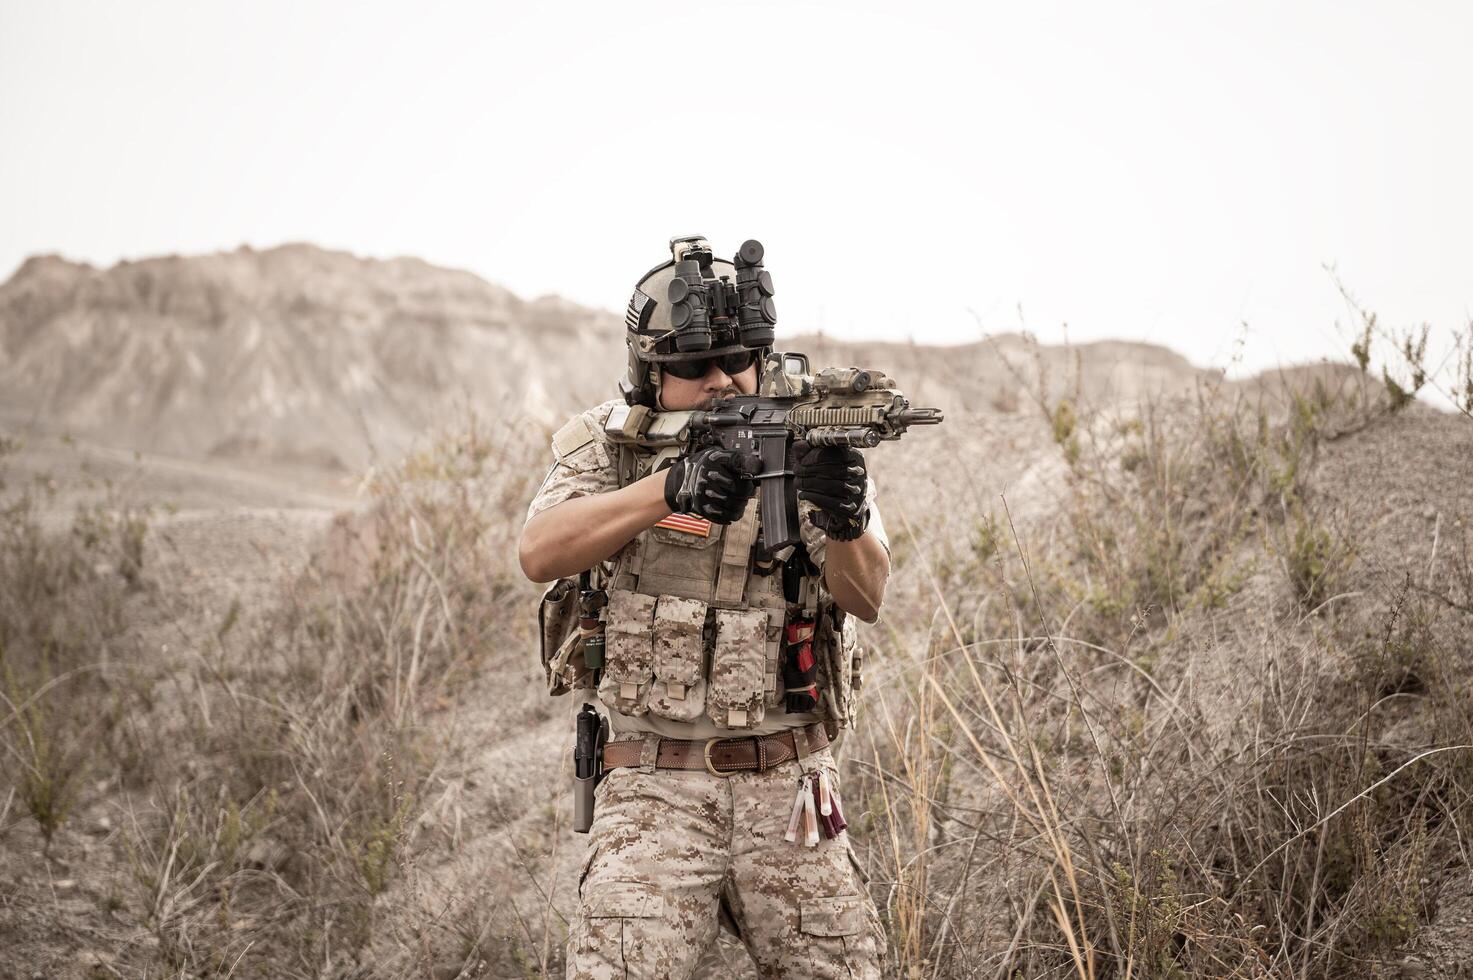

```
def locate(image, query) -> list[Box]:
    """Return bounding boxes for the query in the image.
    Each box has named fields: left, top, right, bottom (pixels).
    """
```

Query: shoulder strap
left=614, top=443, right=640, bottom=490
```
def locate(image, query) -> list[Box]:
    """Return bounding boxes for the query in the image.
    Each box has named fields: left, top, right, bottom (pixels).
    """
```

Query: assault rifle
left=687, top=353, right=943, bottom=555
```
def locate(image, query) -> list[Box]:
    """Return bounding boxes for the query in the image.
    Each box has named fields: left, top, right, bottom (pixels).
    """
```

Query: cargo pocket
left=576, top=843, right=599, bottom=900
left=648, top=596, right=708, bottom=722
left=707, top=608, right=767, bottom=730
left=598, top=591, right=656, bottom=716
left=799, top=895, right=863, bottom=938
left=575, top=880, right=666, bottom=975
left=800, top=894, right=881, bottom=976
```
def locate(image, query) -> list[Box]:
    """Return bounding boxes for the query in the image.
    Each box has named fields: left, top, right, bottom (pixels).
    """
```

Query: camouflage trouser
left=567, top=740, right=885, bottom=979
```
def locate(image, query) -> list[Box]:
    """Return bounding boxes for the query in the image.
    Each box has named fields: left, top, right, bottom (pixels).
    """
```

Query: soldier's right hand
left=663, top=447, right=761, bottom=524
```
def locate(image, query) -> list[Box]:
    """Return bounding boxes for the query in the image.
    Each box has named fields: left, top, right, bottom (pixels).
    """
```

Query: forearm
left=519, top=471, right=670, bottom=583
left=822, top=531, right=890, bottom=624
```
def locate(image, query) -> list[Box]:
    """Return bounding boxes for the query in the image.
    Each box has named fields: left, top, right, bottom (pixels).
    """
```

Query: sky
left=2, top=0, right=1470, bottom=382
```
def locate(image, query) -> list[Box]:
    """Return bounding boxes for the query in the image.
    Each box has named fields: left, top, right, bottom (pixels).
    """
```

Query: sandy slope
left=3, top=243, right=1466, bottom=977
left=0, top=429, right=354, bottom=979
left=5, top=394, right=1470, bottom=976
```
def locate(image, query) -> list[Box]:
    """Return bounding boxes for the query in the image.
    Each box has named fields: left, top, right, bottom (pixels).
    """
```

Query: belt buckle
left=703, top=737, right=734, bottom=777
left=704, top=735, right=766, bottom=776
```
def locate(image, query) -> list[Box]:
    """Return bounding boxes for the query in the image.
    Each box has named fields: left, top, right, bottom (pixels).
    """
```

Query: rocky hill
left=0, top=245, right=620, bottom=470
left=1, top=242, right=1466, bottom=978
left=0, top=244, right=1222, bottom=472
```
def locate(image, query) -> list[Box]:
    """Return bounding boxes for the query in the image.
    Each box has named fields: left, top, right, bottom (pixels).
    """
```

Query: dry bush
left=0, top=437, right=157, bottom=853
left=39, top=416, right=542, bottom=977
left=1337, top=272, right=1473, bottom=421
left=0, top=414, right=569, bottom=977
left=6, top=315, right=1469, bottom=978
left=845, top=321, right=1472, bottom=978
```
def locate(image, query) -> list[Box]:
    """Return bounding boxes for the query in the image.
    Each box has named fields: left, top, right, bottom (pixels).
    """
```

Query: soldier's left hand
left=794, top=442, right=870, bottom=541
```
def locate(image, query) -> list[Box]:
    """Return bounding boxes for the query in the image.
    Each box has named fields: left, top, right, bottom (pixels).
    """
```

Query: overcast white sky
left=2, top=0, right=1469, bottom=379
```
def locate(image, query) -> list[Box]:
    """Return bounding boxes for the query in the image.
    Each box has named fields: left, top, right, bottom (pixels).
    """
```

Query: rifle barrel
left=896, top=408, right=944, bottom=426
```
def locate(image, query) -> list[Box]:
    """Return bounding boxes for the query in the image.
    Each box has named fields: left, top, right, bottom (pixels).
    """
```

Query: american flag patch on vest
left=655, top=513, right=713, bottom=537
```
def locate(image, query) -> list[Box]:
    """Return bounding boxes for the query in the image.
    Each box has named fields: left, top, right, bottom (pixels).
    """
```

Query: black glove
left=663, top=447, right=761, bottom=525
left=794, top=442, right=869, bottom=541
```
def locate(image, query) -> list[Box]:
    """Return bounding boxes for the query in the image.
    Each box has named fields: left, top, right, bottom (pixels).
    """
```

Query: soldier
left=519, top=236, right=890, bottom=979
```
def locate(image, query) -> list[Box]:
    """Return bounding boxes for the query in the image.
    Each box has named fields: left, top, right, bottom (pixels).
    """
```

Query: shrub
left=847, top=315, right=1471, bottom=978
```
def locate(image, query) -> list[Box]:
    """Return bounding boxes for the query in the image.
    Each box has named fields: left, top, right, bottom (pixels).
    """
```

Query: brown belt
left=602, top=723, right=830, bottom=777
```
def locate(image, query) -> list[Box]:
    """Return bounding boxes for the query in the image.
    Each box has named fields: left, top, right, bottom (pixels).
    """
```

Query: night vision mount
left=621, top=235, right=781, bottom=408
left=664, top=235, right=777, bottom=353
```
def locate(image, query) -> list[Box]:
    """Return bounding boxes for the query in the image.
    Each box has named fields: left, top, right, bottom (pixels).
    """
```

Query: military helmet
left=620, top=235, right=778, bottom=407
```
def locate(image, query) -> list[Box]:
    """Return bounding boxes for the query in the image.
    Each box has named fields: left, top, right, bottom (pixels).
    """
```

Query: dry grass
left=0, top=419, right=544, bottom=976
left=1, top=316, right=1469, bottom=978
left=844, top=322, right=1473, bottom=978
left=0, top=444, right=153, bottom=854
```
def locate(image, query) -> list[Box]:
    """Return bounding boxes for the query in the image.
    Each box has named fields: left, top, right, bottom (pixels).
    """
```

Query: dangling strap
left=792, top=721, right=819, bottom=775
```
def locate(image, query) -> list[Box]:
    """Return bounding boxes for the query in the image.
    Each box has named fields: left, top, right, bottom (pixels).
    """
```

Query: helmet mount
left=620, top=236, right=777, bottom=407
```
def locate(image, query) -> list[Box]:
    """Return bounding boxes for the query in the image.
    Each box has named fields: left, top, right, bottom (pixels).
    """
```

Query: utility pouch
left=649, top=525, right=723, bottom=550
left=782, top=617, right=821, bottom=712
left=539, top=578, right=586, bottom=695
left=763, top=607, right=787, bottom=708
left=849, top=622, right=866, bottom=695
left=578, top=574, right=608, bottom=672
left=706, top=608, right=768, bottom=730
left=815, top=607, right=854, bottom=728
left=648, top=596, right=708, bottom=723
left=598, top=591, right=657, bottom=716
left=636, top=523, right=725, bottom=602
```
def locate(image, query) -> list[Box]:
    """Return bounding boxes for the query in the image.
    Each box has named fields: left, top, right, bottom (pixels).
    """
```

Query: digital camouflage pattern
left=525, top=401, right=622, bottom=523
left=529, top=399, right=890, bottom=744
left=530, top=397, right=890, bottom=977
left=708, top=608, right=770, bottom=729
left=602, top=591, right=657, bottom=716
left=526, top=399, right=889, bottom=572
left=649, top=596, right=707, bottom=722
left=570, top=740, right=884, bottom=979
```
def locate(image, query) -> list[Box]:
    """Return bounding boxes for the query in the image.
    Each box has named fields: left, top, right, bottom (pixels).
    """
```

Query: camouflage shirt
left=526, top=399, right=890, bottom=568
left=527, top=399, right=889, bottom=740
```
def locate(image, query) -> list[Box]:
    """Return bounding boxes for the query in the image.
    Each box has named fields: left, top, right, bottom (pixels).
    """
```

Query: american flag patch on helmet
left=626, top=290, right=652, bottom=333
left=655, top=513, right=712, bottom=537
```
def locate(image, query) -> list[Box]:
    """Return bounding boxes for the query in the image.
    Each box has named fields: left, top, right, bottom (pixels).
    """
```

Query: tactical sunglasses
left=660, top=349, right=760, bottom=381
